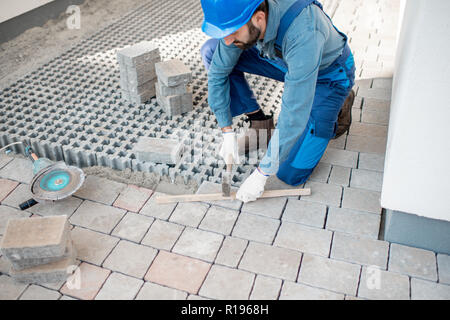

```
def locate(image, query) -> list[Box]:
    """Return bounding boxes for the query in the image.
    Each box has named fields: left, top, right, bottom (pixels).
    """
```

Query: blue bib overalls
left=201, top=0, right=356, bottom=186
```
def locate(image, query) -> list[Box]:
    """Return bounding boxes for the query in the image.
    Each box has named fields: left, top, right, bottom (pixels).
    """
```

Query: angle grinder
left=18, top=144, right=85, bottom=210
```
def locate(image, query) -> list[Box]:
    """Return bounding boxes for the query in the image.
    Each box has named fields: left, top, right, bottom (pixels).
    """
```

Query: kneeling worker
left=200, top=0, right=356, bottom=202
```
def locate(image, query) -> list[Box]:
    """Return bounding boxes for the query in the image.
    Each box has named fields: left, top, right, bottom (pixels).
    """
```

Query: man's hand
left=219, top=131, right=239, bottom=164
left=236, top=168, right=269, bottom=203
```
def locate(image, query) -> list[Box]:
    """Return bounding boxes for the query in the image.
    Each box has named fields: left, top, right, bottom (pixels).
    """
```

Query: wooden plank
left=155, top=188, right=311, bottom=204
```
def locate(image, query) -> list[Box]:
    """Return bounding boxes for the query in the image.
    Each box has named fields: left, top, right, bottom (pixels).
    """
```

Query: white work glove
left=219, top=132, right=239, bottom=164
left=236, top=168, right=269, bottom=203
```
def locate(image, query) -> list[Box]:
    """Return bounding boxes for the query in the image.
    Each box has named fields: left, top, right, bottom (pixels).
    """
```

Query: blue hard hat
left=201, top=0, right=265, bottom=39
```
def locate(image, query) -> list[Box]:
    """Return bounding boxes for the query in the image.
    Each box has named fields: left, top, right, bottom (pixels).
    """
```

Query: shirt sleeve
left=207, top=39, right=243, bottom=128
left=259, top=28, right=326, bottom=175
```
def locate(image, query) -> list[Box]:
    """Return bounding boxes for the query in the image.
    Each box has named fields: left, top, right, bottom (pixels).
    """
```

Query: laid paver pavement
left=388, top=243, right=438, bottom=281
left=113, top=185, right=153, bottom=213
left=232, top=212, right=280, bottom=244
left=70, top=200, right=126, bottom=234
left=141, top=219, right=184, bottom=250
left=279, top=281, right=344, bottom=300
left=111, top=212, right=154, bottom=243
left=144, top=251, right=210, bottom=294
left=214, top=236, right=248, bottom=268
left=199, top=264, right=255, bottom=300
left=249, top=275, right=282, bottom=300
left=19, top=284, right=62, bottom=300
left=358, top=266, right=410, bottom=300
left=298, top=254, right=361, bottom=296
left=281, top=199, right=326, bottom=228
left=95, top=272, right=143, bottom=300
left=103, top=240, right=157, bottom=278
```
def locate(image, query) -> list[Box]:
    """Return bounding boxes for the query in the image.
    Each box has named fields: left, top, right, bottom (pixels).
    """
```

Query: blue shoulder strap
left=274, top=0, right=323, bottom=58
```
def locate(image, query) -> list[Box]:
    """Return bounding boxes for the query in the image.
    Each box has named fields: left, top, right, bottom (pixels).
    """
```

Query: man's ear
left=252, top=11, right=266, bottom=28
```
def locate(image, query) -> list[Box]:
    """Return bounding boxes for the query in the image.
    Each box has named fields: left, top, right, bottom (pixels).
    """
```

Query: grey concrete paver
left=172, top=227, right=223, bottom=262
left=71, top=227, right=119, bottom=265
left=113, top=185, right=153, bottom=212
left=309, top=163, right=332, bottom=183
left=70, top=200, right=126, bottom=234
left=411, top=278, right=450, bottom=300
left=250, top=275, right=282, bottom=300
left=298, top=254, right=361, bottom=296
left=136, top=282, right=188, bottom=300
left=140, top=191, right=177, bottom=220
left=74, top=175, right=126, bottom=205
left=29, top=196, right=83, bottom=218
left=60, top=262, right=111, bottom=300
left=239, top=242, right=302, bottom=281
left=346, top=135, right=387, bottom=154
left=0, top=154, right=14, bottom=171
left=19, top=284, right=61, bottom=300
left=141, top=219, right=184, bottom=250
left=279, top=281, right=344, bottom=300
left=199, top=264, right=255, bottom=300
left=389, top=243, right=438, bottom=281
left=169, top=202, right=209, bottom=227
left=241, top=197, right=287, bottom=219
left=437, top=254, right=450, bottom=285
left=103, top=240, right=157, bottom=278
left=342, top=187, right=381, bottom=214
left=0, top=178, right=18, bottom=203
left=111, top=212, right=154, bottom=243
left=0, top=158, right=34, bottom=184
left=328, top=166, right=351, bottom=187
left=281, top=199, right=327, bottom=228
left=0, top=205, right=31, bottom=235
left=274, top=222, right=332, bottom=257
left=0, top=274, right=28, bottom=300
left=350, top=168, right=383, bottom=192
left=199, top=205, right=239, bottom=235
left=321, top=148, right=358, bottom=168
left=95, top=272, right=143, bottom=300
left=358, top=152, right=385, bottom=172
left=358, top=266, right=410, bottom=300
left=232, top=212, right=280, bottom=244
left=144, top=250, right=210, bottom=294
left=302, top=181, right=342, bottom=207
left=1, top=183, right=34, bottom=210
left=325, top=206, right=381, bottom=239
left=331, top=232, right=389, bottom=269
left=215, top=236, right=248, bottom=268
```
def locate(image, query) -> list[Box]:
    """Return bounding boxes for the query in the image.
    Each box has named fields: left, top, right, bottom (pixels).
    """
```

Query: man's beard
left=234, top=20, right=261, bottom=50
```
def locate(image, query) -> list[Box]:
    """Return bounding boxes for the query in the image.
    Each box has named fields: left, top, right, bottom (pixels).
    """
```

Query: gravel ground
left=0, top=0, right=148, bottom=89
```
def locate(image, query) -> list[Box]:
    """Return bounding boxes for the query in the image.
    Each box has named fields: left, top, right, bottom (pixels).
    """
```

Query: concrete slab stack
left=117, top=41, right=161, bottom=104
left=0, top=215, right=77, bottom=284
left=133, top=137, right=183, bottom=165
left=155, top=59, right=193, bottom=116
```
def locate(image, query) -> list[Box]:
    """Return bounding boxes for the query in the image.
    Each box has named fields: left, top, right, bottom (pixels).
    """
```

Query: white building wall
left=381, top=0, right=450, bottom=221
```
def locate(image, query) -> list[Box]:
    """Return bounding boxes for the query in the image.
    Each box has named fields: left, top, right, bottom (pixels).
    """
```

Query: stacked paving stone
left=0, top=215, right=76, bottom=284
left=117, top=41, right=161, bottom=104
left=133, top=137, right=183, bottom=165
left=155, top=59, right=193, bottom=116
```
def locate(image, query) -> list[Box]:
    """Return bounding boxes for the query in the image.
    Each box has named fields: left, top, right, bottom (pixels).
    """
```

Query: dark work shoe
left=238, top=115, right=275, bottom=155
left=334, top=89, right=355, bottom=139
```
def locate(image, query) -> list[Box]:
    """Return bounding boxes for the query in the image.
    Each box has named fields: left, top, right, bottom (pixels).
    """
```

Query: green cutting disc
left=39, top=170, right=71, bottom=191
left=31, top=162, right=85, bottom=201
